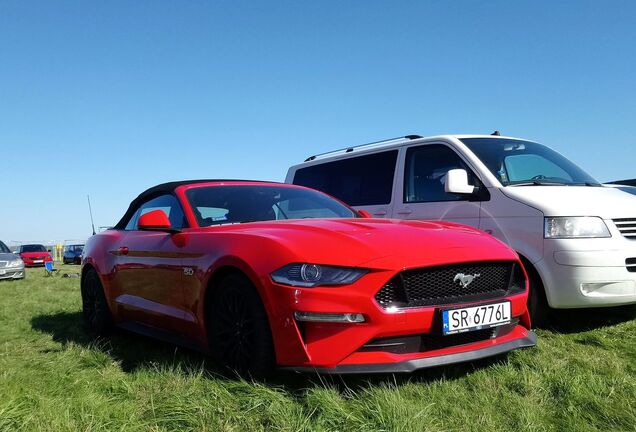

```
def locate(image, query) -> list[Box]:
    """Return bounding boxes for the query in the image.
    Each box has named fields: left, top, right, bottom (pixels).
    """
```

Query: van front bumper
left=538, top=246, right=636, bottom=308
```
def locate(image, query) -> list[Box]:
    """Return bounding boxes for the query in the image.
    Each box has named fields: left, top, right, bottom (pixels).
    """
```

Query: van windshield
left=460, top=138, right=600, bottom=186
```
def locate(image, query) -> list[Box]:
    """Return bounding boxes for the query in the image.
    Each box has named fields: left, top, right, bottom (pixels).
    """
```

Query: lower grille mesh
left=358, top=322, right=517, bottom=354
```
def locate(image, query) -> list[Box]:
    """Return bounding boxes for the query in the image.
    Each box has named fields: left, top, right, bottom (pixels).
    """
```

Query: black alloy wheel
left=81, top=269, right=112, bottom=335
left=208, top=273, right=275, bottom=378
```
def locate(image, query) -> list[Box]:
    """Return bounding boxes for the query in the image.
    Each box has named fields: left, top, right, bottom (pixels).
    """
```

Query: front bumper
left=282, top=330, right=536, bottom=374
left=22, top=260, right=47, bottom=267
left=264, top=266, right=532, bottom=370
left=0, top=268, right=25, bottom=279
left=538, top=240, right=636, bottom=308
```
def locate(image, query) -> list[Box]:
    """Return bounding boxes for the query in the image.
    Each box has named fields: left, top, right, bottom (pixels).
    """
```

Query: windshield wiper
left=569, top=182, right=602, bottom=187
left=507, top=181, right=568, bottom=187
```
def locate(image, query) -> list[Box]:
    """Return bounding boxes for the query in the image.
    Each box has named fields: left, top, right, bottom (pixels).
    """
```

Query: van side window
left=404, top=145, right=478, bottom=203
left=293, top=150, right=398, bottom=206
left=124, top=194, right=187, bottom=230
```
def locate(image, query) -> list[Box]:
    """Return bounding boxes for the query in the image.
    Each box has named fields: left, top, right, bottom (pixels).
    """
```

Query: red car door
left=110, top=194, right=189, bottom=334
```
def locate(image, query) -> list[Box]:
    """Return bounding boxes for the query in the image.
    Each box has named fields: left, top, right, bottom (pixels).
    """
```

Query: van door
left=392, top=143, right=483, bottom=227
left=292, top=150, right=399, bottom=218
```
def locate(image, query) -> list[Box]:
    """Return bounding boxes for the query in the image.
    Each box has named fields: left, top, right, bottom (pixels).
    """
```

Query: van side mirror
left=138, top=210, right=178, bottom=232
left=445, top=169, right=476, bottom=194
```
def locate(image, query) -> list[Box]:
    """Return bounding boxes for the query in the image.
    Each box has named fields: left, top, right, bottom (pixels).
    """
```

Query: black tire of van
left=527, top=270, right=550, bottom=328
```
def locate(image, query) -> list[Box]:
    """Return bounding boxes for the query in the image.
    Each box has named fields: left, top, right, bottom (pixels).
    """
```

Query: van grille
left=613, top=218, right=636, bottom=239
left=374, top=261, right=524, bottom=309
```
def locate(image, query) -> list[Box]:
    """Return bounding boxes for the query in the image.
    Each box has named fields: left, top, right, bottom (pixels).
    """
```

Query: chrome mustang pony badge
left=454, top=273, right=481, bottom=288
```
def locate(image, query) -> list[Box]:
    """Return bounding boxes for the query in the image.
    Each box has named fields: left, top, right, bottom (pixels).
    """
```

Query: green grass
left=1, top=265, right=635, bottom=432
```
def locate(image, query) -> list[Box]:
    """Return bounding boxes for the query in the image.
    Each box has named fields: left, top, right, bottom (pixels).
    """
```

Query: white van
left=285, top=134, right=636, bottom=323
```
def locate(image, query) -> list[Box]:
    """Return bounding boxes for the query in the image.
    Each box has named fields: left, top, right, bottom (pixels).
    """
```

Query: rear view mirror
left=138, top=210, right=176, bottom=232
left=445, top=169, right=476, bottom=194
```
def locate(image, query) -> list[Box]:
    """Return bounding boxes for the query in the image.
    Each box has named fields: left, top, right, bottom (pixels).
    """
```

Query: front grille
left=358, top=322, right=517, bottom=354
left=627, top=258, right=636, bottom=273
left=613, top=218, right=636, bottom=239
left=0, top=261, right=7, bottom=269
left=375, top=261, right=523, bottom=309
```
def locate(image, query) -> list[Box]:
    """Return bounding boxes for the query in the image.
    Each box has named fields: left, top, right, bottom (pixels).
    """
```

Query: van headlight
left=271, top=263, right=367, bottom=287
left=544, top=217, right=611, bottom=239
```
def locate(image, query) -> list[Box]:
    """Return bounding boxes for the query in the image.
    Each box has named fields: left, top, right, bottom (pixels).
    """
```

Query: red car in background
left=81, top=180, right=536, bottom=377
left=18, top=244, right=53, bottom=267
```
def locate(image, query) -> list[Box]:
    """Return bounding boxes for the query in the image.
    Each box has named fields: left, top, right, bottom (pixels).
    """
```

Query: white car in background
left=286, top=133, right=636, bottom=324
left=0, top=240, right=25, bottom=280
left=605, top=183, right=636, bottom=197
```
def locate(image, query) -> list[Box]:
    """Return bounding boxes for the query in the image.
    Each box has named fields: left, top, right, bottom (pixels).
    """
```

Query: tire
left=81, top=269, right=113, bottom=335
left=207, top=273, right=276, bottom=378
left=527, top=269, right=550, bottom=328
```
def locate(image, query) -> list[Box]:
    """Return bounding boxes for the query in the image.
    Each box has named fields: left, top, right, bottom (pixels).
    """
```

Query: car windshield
left=67, top=245, right=83, bottom=252
left=0, top=241, right=10, bottom=253
left=21, top=244, right=47, bottom=253
left=460, top=138, right=600, bottom=186
left=186, top=185, right=358, bottom=227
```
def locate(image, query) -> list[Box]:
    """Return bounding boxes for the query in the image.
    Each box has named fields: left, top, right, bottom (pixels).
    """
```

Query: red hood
left=20, top=252, right=51, bottom=259
left=198, top=218, right=518, bottom=269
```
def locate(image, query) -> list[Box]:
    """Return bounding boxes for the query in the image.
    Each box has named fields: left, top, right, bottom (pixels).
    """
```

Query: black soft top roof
left=113, top=179, right=279, bottom=230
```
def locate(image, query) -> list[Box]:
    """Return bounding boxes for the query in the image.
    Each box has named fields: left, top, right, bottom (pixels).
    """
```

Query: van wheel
left=208, top=273, right=275, bottom=378
left=81, top=269, right=112, bottom=335
left=527, top=271, right=550, bottom=328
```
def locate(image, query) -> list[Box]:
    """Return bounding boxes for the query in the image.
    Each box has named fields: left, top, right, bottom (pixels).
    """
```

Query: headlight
left=8, top=259, right=23, bottom=268
left=271, top=263, right=367, bottom=287
left=544, top=217, right=611, bottom=239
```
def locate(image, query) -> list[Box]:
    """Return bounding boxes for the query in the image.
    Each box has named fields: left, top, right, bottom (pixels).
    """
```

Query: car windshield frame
left=460, top=138, right=600, bottom=187
left=185, top=185, right=358, bottom=227
left=0, top=241, right=10, bottom=254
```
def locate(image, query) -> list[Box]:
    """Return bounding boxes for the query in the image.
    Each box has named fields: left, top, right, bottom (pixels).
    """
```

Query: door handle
left=373, top=211, right=387, bottom=216
left=396, top=209, right=412, bottom=215
left=118, top=247, right=129, bottom=255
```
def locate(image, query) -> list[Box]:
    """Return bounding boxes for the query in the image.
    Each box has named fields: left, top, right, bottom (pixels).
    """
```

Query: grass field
left=0, top=265, right=635, bottom=432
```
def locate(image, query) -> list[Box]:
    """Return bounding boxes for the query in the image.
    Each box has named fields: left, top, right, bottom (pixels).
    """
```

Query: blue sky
left=1, top=1, right=635, bottom=242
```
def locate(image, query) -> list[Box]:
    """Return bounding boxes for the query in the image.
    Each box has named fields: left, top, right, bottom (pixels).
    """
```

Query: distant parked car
left=0, top=240, right=25, bottom=280
left=18, top=244, right=52, bottom=267
left=605, top=183, right=636, bottom=197
left=63, top=244, right=84, bottom=264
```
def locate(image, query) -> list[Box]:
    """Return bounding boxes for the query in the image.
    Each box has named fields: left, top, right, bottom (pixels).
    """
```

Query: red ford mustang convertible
left=81, top=180, right=536, bottom=376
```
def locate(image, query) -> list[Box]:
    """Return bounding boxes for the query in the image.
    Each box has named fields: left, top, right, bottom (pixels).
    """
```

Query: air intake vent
left=614, top=219, right=636, bottom=239
left=626, top=258, right=636, bottom=273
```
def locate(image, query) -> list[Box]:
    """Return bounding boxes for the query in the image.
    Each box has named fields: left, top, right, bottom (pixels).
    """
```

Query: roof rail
left=304, top=135, right=422, bottom=162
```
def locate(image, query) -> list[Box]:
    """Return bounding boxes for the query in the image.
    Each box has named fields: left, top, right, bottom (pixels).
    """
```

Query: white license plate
left=442, top=301, right=511, bottom=335
left=0, top=270, right=5, bottom=275
left=33, top=260, right=43, bottom=263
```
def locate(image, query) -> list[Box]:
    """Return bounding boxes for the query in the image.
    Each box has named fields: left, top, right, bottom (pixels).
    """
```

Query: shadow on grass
left=31, top=311, right=221, bottom=374
left=544, top=304, right=636, bottom=334
left=30, top=311, right=521, bottom=392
